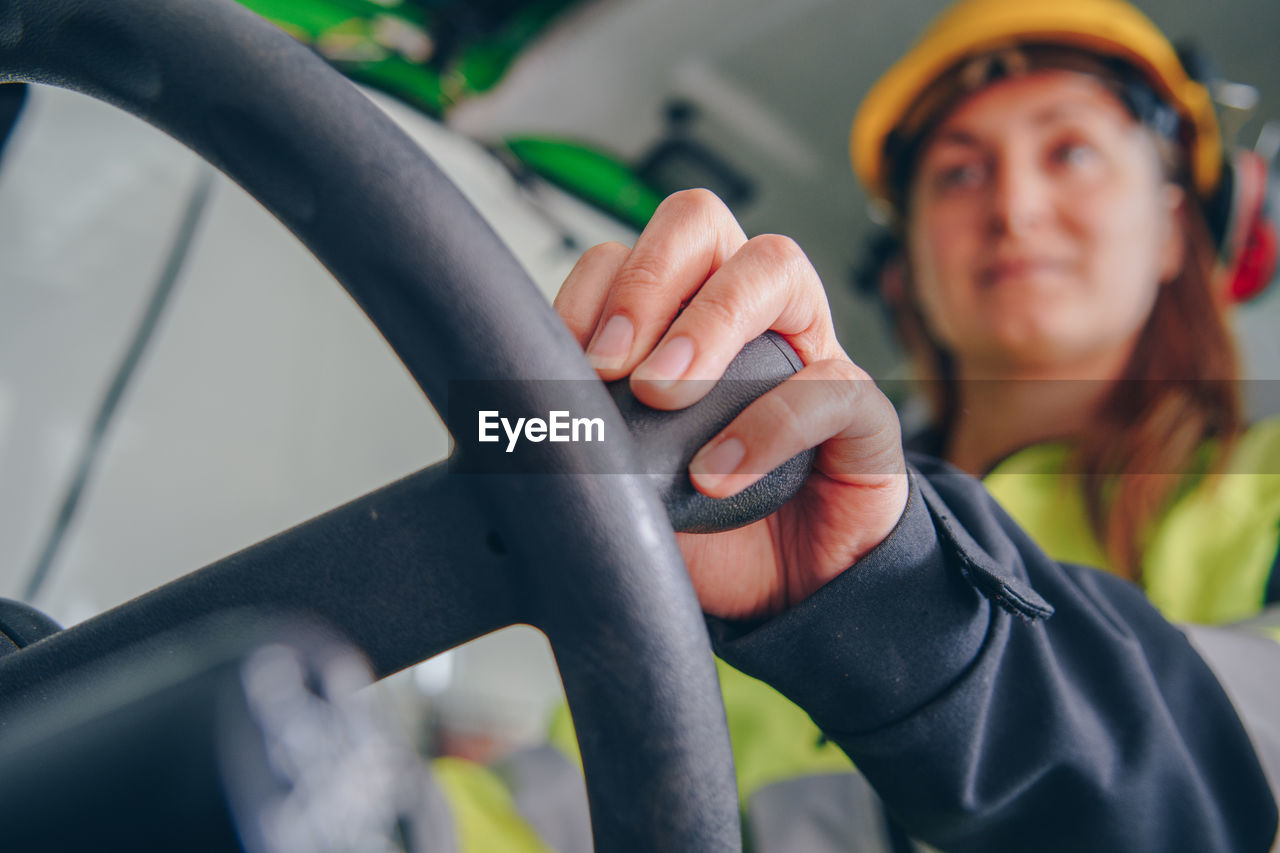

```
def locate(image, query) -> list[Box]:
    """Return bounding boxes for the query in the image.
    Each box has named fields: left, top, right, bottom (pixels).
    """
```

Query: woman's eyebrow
left=929, top=99, right=1097, bottom=153
left=1031, top=102, right=1092, bottom=126
left=929, top=128, right=982, bottom=149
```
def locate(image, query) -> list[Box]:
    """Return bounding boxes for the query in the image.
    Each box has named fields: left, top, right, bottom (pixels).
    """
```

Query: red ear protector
left=1213, top=148, right=1278, bottom=304
left=1176, top=42, right=1277, bottom=304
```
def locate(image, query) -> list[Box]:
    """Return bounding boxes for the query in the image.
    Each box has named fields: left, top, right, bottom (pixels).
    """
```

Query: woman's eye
left=1052, top=141, right=1098, bottom=168
left=934, top=162, right=985, bottom=190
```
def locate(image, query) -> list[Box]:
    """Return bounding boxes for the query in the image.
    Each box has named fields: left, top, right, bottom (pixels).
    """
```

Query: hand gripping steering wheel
left=0, top=1, right=817, bottom=849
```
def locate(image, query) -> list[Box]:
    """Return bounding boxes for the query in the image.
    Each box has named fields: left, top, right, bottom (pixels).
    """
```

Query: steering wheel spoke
left=0, top=465, right=525, bottom=694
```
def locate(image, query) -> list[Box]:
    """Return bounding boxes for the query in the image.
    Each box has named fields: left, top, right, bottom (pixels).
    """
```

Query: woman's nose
left=987, top=157, right=1052, bottom=237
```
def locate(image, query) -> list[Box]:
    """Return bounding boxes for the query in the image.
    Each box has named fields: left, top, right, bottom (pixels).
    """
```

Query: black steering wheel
left=0, top=1, right=821, bottom=849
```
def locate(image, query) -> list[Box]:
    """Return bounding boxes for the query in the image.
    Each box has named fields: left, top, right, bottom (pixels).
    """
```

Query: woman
left=550, top=0, right=1280, bottom=849
left=439, top=0, right=1280, bottom=849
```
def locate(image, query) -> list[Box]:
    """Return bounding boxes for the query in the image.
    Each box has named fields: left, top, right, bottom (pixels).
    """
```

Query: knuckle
left=758, top=388, right=811, bottom=446
left=662, top=187, right=727, bottom=217
left=687, top=288, right=741, bottom=331
left=821, top=361, right=897, bottom=436
left=748, top=233, right=808, bottom=273
left=827, top=361, right=873, bottom=409
left=557, top=242, right=630, bottom=309
left=610, top=254, right=667, bottom=297
left=657, top=189, right=738, bottom=234
left=800, top=359, right=870, bottom=422
left=583, top=240, right=629, bottom=263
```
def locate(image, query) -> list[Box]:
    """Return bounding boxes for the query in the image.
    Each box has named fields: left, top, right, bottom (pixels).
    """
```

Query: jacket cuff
left=708, top=467, right=992, bottom=734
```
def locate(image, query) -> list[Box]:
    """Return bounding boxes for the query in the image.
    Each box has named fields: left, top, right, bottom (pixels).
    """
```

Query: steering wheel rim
left=0, top=0, right=741, bottom=849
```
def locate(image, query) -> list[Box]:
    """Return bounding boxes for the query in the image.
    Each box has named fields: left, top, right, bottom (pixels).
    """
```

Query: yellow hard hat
left=850, top=0, right=1222, bottom=206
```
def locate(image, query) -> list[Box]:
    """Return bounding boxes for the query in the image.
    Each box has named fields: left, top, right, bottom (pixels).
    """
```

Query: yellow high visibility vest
left=982, top=417, right=1280, bottom=626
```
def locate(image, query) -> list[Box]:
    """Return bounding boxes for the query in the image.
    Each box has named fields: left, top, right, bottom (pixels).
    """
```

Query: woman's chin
left=964, top=335, right=1126, bottom=379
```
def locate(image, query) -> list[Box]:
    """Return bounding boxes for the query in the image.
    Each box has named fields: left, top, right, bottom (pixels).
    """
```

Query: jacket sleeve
left=708, top=453, right=1279, bottom=852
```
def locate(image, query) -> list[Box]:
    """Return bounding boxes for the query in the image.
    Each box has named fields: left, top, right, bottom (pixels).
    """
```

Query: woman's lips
left=979, top=257, right=1071, bottom=286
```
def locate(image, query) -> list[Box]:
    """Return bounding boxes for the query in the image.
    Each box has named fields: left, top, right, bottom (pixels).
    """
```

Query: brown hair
left=886, top=203, right=1242, bottom=581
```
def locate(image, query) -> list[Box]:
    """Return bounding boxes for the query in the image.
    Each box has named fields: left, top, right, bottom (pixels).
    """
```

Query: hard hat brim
left=851, top=0, right=1221, bottom=205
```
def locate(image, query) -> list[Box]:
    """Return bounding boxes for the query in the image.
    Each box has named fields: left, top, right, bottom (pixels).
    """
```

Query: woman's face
left=905, top=70, right=1185, bottom=377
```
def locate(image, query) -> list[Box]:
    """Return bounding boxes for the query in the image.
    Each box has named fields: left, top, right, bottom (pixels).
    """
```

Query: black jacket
left=711, top=453, right=1278, bottom=852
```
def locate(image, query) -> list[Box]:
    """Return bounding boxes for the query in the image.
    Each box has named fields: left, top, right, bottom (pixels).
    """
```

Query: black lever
left=610, top=331, right=814, bottom=533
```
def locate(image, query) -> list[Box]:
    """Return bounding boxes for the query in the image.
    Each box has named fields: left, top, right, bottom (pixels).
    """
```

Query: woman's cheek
left=907, top=222, right=966, bottom=345
left=1078, top=197, right=1165, bottom=331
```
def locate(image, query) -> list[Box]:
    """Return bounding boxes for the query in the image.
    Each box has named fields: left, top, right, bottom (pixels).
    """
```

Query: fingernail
left=586, top=315, right=634, bottom=371
left=689, top=436, right=746, bottom=492
left=633, top=336, right=695, bottom=388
